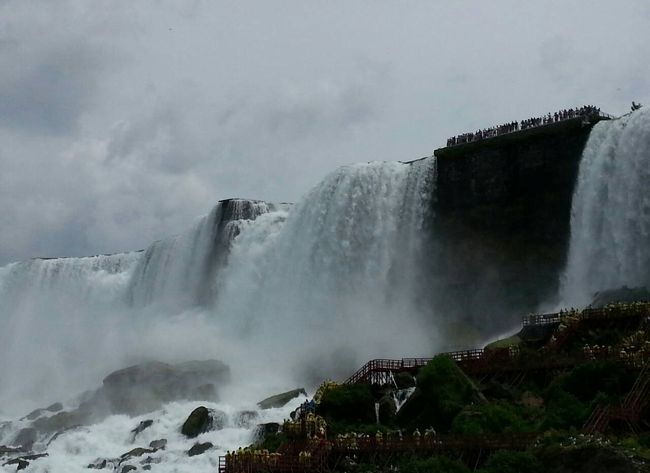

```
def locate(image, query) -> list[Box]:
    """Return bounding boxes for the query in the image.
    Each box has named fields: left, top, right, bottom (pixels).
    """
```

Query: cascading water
left=126, top=199, right=273, bottom=308
left=0, top=159, right=436, bottom=415
left=561, top=108, right=650, bottom=306
left=211, top=159, right=437, bottom=382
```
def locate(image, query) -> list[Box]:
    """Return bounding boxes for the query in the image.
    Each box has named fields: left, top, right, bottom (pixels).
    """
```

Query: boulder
left=188, top=442, right=213, bottom=457
left=87, top=458, right=111, bottom=469
left=393, top=372, right=416, bottom=390
left=257, top=388, right=307, bottom=409
left=119, top=447, right=155, bottom=464
left=254, top=422, right=280, bottom=441
left=102, top=360, right=230, bottom=415
left=121, top=466, right=137, bottom=473
left=0, top=445, right=26, bottom=455
left=12, top=427, right=37, bottom=450
left=33, top=410, right=89, bottom=434
left=181, top=406, right=227, bottom=438
left=149, top=439, right=167, bottom=450
left=3, top=453, right=48, bottom=471
left=233, top=410, right=259, bottom=429
left=130, top=419, right=154, bottom=441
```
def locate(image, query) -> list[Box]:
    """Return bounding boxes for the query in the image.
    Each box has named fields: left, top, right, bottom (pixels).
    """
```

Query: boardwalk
left=219, top=433, right=537, bottom=473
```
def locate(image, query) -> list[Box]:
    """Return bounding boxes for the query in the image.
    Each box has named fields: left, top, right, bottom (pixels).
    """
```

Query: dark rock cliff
left=426, top=118, right=603, bottom=341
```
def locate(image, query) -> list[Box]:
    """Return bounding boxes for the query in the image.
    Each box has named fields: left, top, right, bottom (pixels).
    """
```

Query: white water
left=0, top=159, right=436, bottom=469
left=0, top=396, right=307, bottom=473
left=561, top=109, right=650, bottom=306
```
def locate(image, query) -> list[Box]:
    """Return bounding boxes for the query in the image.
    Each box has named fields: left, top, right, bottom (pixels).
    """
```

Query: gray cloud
left=0, top=44, right=103, bottom=134
left=0, top=0, right=649, bottom=265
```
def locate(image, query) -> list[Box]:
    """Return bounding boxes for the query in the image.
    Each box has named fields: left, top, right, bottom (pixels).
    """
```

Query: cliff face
left=428, top=119, right=598, bottom=338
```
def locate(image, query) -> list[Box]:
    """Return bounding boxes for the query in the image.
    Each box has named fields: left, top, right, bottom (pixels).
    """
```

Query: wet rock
left=0, top=445, right=26, bottom=455
left=119, top=447, right=155, bottom=464
left=33, top=410, right=88, bottom=434
left=377, top=395, right=397, bottom=424
left=256, top=422, right=280, bottom=437
left=130, top=419, right=154, bottom=441
left=233, top=410, right=259, bottom=429
left=188, top=442, right=213, bottom=457
left=393, top=372, right=416, bottom=390
left=141, top=455, right=162, bottom=465
left=12, top=427, right=37, bottom=450
left=180, top=406, right=210, bottom=438
left=149, top=438, right=167, bottom=450
left=257, top=388, right=307, bottom=409
left=181, top=407, right=226, bottom=438
left=3, top=453, right=48, bottom=471
left=143, top=466, right=151, bottom=471
left=87, top=458, right=108, bottom=469
left=46, top=424, right=83, bottom=447
left=22, top=402, right=64, bottom=421
left=102, top=360, right=230, bottom=415
left=121, top=466, right=137, bottom=473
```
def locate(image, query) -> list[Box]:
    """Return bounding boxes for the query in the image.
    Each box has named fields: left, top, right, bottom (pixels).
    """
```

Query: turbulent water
left=0, top=159, right=436, bottom=417
left=561, top=109, right=650, bottom=306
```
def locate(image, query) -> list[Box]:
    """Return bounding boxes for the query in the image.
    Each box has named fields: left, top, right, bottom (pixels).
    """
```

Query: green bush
left=397, top=356, right=478, bottom=431
left=479, top=450, right=543, bottom=473
left=316, top=384, right=375, bottom=424
left=401, top=456, right=470, bottom=473
left=541, top=384, right=589, bottom=430
left=451, top=403, right=533, bottom=434
left=558, top=361, right=632, bottom=402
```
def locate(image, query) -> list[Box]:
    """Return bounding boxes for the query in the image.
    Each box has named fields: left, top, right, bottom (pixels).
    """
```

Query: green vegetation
left=397, top=355, right=480, bottom=431
left=249, top=302, right=650, bottom=473
left=317, top=384, right=375, bottom=425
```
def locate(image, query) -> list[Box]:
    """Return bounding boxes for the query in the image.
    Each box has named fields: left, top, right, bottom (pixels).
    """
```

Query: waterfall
left=126, top=199, right=273, bottom=308
left=561, top=109, right=650, bottom=306
left=0, top=158, right=436, bottom=413
left=212, top=159, right=437, bottom=380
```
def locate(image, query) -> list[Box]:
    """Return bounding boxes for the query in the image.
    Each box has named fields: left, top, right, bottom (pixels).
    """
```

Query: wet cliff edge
left=422, top=116, right=608, bottom=339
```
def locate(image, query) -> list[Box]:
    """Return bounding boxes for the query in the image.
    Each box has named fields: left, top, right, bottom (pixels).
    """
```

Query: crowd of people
left=446, top=105, right=602, bottom=147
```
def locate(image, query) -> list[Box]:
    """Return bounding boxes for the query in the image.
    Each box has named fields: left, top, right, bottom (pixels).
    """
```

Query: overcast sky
left=1, top=1, right=649, bottom=265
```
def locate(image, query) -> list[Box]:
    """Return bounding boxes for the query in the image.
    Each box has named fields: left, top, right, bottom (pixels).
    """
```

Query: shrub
left=480, top=450, right=543, bottom=473
left=451, top=403, right=533, bottom=434
left=401, top=456, right=470, bottom=473
left=316, top=384, right=375, bottom=424
left=397, top=356, right=478, bottom=431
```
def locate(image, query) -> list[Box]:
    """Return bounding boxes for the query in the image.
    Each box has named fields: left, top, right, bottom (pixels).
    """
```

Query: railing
left=344, top=358, right=434, bottom=384
left=522, top=312, right=561, bottom=327
left=219, top=434, right=538, bottom=473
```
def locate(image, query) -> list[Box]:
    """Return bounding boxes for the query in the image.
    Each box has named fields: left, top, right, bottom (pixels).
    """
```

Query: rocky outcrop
left=100, top=360, right=230, bottom=415
left=257, top=388, right=307, bottom=409
left=589, top=286, right=650, bottom=308
left=429, top=119, right=598, bottom=339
